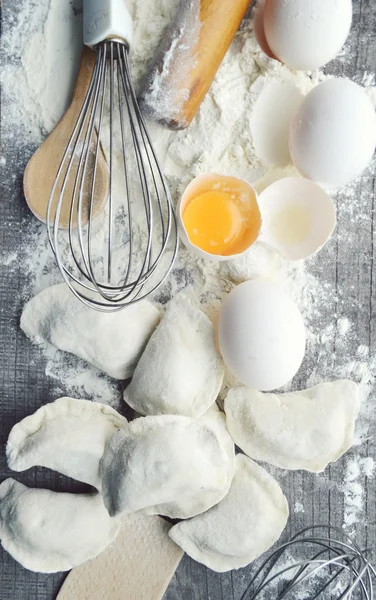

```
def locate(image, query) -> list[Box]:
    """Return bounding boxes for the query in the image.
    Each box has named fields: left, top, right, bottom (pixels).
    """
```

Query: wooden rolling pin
left=138, top=0, right=253, bottom=130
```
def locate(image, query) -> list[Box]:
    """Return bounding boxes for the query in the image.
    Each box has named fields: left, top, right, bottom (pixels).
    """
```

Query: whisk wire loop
left=241, top=525, right=375, bottom=600
left=47, top=39, right=178, bottom=311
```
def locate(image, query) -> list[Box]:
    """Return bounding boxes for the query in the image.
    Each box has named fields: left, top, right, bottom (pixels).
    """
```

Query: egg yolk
left=183, top=191, right=245, bottom=254
left=182, top=177, right=261, bottom=256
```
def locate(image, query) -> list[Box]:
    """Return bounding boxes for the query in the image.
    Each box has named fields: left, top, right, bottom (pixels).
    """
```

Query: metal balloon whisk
left=242, top=526, right=375, bottom=599
left=47, top=0, right=178, bottom=311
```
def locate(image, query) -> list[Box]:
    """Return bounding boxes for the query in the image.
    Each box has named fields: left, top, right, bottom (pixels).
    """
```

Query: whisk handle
left=83, top=0, right=133, bottom=49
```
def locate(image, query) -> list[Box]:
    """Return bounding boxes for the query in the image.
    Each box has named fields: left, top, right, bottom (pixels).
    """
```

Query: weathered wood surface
left=1, top=1, right=375, bottom=599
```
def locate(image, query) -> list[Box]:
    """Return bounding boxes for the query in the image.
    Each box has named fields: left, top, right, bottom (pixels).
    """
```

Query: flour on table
left=343, top=458, right=364, bottom=532
left=294, top=502, right=305, bottom=514
left=2, top=0, right=376, bottom=536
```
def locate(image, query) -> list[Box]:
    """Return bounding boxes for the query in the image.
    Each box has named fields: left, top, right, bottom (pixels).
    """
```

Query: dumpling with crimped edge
left=123, top=293, right=224, bottom=418
left=169, top=454, right=289, bottom=573
left=224, top=380, right=360, bottom=473
left=100, top=413, right=234, bottom=519
left=20, top=283, right=160, bottom=380
left=0, top=479, right=121, bottom=573
left=7, top=397, right=127, bottom=489
left=142, top=404, right=236, bottom=519
left=196, top=402, right=235, bottom=497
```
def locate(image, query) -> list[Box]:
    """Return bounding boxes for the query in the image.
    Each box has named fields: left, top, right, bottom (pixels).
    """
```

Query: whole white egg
left=290, top=78, right=376, bottom=187
left=264, top=0, right=352, bottom=71
left=218, top=280, right=306, bottom=391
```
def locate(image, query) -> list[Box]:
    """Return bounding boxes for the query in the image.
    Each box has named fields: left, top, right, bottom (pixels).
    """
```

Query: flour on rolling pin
left=139, top=0, right=253, bottom=129
left=139, top=0, right=201, bottom=129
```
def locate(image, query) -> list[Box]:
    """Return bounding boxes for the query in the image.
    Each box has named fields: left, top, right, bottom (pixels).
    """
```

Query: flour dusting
left=2, top=0, right=376, bottom=537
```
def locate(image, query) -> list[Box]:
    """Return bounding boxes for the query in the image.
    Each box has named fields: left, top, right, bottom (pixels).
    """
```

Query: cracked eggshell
left=258, top=177, right=336, bottom=261
left=218, top=280, right=306, bottom=391
left=178, top=174, right=261, bottom=262
left=264, top=0, right=353, bottom=72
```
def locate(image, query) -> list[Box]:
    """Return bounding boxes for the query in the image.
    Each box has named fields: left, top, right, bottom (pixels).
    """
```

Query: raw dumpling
left=123, top=294, right=224, bottom=417
left=224, top=381, right=360, bottom=472
left=21, top=283, right=160, bottom=379
left=143, top=405, right=236, bottom=518
left=101, top=414, right=233, bottom=519
left=169, top=454, right=289, bottom=572
left=0, top=479, right=120, bottom=573
left=197, top=403, right=235, bottom=494
left=7, top=397, right=127, bottom=489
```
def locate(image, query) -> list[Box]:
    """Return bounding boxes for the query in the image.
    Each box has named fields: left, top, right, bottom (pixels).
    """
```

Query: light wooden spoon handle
left=57, top=514, right=183, bottom=600
left=139, top=0, right=253, bottom=130
left=23, top=46, right=108, bottom=229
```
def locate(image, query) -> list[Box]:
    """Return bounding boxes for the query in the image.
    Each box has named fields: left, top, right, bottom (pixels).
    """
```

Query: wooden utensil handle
left=139, top=0, right=253, bottom=130
left=70, top=46, right=97, bottom=109
left=57, top=515, right=183, bottom=600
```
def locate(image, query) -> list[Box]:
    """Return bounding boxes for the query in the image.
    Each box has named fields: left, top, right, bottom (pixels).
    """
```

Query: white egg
left=264, top=0, right=352, bottom=71
left=250, top=80, right=304, bottom=167
left=218, top=280, right=306, bottom=391
left=290, top=79, right=376, bottom=187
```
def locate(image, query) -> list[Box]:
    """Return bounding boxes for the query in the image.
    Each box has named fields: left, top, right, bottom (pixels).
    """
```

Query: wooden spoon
left=23, top=46, right=108, bottom=229
left=57, top=514, right=183, bottom=600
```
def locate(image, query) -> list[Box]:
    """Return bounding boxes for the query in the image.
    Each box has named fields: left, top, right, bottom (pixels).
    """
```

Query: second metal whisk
left=47, top=0, right=178, bottom=311
left=242, top=525, right=375, bottom=599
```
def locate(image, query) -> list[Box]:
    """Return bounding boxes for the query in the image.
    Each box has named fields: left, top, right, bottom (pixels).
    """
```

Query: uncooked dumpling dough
left=21, top=283, right=160, bottom=379
left=225, top=380, right=360, bottom=472
left=7, top=397, right=127, bottom=489
left=169, top=454, right=289, bottom=572
left=0, top=479, right=120, bottom=573
left=101, top=414, right=233, bottom=519
left=123, top=294, right=224, bottom=417
left=143, top=405, right=235, bottom=518
left=197, top=403, right=235, bottom=495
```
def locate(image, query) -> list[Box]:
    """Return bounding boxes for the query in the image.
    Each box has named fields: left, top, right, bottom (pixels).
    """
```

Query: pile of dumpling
left=0, top=283, right=360, bottom=574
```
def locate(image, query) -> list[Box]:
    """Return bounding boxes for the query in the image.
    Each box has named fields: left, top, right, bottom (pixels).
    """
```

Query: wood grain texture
left=139, top=0, right=253, bottom=129
left=57, top=515, right=183, bottom=600
left=0, top=1, right=375, bottom=600
left=23, top=46, right=108, bottom=229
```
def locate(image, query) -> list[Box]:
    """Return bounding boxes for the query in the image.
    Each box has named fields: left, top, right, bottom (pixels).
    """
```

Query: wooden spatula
left=57, top=514, right=183, bottom=600
left=139, top=0, right=253, bottom=130
left=23, top=46, right=108, bottom=229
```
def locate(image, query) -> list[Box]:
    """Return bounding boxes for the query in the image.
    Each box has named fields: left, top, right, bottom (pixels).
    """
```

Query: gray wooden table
left=1, top=1, right=376, bottom=599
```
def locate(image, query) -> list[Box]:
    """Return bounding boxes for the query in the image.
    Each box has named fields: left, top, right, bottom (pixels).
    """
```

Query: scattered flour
left=337, top=317, right=352, bottom=336
left=360, top=457, right=375, bottom=478
left=139, top=0, right=202, bottom=126
left=343, top=458, right=364, bottom=532
left=2, top=0, right=376, bottom=537
left=294, top=502, right=305, bottom=514
left=342, top=455, right=375, bottom=533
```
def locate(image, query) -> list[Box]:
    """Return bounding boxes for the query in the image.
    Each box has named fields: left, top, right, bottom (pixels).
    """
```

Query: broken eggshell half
left=257, top=177, right=336, bottom=261
left=178, top=173, right=262, bottom=262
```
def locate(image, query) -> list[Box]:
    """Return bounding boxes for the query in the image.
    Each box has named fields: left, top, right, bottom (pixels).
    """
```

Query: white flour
left=342, top=456, right=375, bottom=533
left=2, top=0, right=376, bottom=535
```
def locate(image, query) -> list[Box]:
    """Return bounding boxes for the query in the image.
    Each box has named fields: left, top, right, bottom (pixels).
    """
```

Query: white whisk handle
left=83, top=0, right=133, bottom=48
